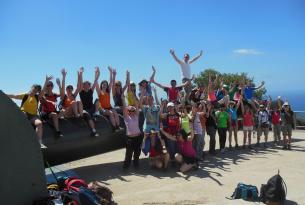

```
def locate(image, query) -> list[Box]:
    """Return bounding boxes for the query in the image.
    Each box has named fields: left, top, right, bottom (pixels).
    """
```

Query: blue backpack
left=231, top=183, right=259, bottom=201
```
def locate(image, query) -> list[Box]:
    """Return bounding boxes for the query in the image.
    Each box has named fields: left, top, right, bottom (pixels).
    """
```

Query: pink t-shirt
left=208, top=91, right=217, bottom=102
left=124, top=114, right=141, bottom=136
left=178, top=140, right=196, bottom=158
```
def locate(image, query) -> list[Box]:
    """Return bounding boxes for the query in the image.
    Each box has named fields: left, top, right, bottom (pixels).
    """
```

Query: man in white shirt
left=170, top=48, right=203, bottom=104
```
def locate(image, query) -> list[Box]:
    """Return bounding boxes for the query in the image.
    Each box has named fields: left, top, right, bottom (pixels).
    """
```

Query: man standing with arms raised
left=170, top=49, right=203, bottom=104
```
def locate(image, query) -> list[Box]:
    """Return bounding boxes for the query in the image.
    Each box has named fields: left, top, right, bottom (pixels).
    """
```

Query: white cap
left=283, top=102, right=289, bottom=106
left=167, top=102, right=175, bottom=107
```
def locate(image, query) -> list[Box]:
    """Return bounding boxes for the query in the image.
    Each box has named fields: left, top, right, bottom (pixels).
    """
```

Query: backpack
left=62, top=177, right=100, bottom=205
left=260, top=172, right=287, bottom=204
left=230, top=183, right=259, bottom=201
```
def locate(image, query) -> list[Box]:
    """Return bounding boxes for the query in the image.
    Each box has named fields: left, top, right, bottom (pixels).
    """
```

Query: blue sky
left=1, top=0, right=305, bottom=99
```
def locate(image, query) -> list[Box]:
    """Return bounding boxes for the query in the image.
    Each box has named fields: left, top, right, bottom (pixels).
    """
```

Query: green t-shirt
left=216, top=111, right=229, bottom=128
left=181, top=115, right=191, bottom=134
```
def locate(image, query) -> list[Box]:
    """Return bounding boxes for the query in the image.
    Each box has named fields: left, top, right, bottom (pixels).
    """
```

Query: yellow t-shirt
left=16, top=94, right=39, bottom=115
left=127, top=90, right=137, bottom=106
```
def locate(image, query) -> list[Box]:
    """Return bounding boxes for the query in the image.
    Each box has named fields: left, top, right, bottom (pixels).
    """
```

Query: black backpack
left=260, top=171, right=287, bottom=204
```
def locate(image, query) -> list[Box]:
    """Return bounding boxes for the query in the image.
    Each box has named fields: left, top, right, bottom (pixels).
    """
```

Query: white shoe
left=40, top=143, right=47, bottom=149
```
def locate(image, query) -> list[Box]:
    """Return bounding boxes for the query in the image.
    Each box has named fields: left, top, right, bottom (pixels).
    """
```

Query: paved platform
left=58, top=130, right=305, bottom=205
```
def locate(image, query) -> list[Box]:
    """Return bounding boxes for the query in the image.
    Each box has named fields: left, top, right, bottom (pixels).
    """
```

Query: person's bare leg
left=229, top=126, right=233, bottom=147
left=77, top=101, right=83, bottom=117
left=243, top=131, right=247, bottom=146
left=248, top=130, right=252, bottom=146
left=234, top=127, right=238, bottom=146
left=112, top=109, right=120, bottom=127
left=163, top=153, right=170, bottom=168
left=104, top=110, right=116, bottom=127
left=175, top=153, right=183, bottom=164
left=49, top=112, right=59, bottom=132
left=71, top=101, right=79, bottom=117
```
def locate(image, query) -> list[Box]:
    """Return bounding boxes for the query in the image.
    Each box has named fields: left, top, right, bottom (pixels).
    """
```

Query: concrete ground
left=58, top=130, right=305, bottom=205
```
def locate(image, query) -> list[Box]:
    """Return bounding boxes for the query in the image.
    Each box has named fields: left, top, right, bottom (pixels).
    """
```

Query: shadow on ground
left=70, top=137, right=305, bottom=187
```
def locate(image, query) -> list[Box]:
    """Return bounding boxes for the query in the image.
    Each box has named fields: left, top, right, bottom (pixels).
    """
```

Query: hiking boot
left=40, top=143, right=47, bottom=149
left=55, top=131, right=64, bottom=138
left=133, top=159, right=139, bottom=169
left=90, top=131, right=99, bottom=137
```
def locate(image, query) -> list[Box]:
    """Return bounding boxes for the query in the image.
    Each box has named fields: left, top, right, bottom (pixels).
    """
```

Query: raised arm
left=108, top=66, right=113, bottom=93
left=189, top=50, right=203, bottom=64
left=277, top=96, right=282, bottom=110
left=111, top=68, right=117, bottom=96
left=138, top=87, right=145, bottom=108
left=91, top=66, right=100, bottom=91
left=60, top=68, right=67, bottom=100
left=40, top=75, right=53, bottom=99
left=188, top=122, right=195, bottom=141
left=152, top=86, right=160, bottom=106
left=74, top=67, right=83, bottom=97
left=240, top=98, right=245, bottom=115
left=121, top=89, right=128, bottom=117
left=122, top=70, right=129, bottom=94
left=170, top=48, right=183, bottom=64
left=95, top=68, right=101, bottom=96
left=254, top=81, right=265, bottom=90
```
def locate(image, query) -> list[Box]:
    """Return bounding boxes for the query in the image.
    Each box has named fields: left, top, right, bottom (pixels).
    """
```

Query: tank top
left=98, top=92, right=112, bottom=109
left=208, top=91, right=217, bottom=102
left=243, top=112, right=254, bottom=126
left=113, top=92, right=123, bottom=107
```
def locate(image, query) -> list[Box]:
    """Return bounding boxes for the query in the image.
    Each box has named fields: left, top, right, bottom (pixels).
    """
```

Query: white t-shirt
left=193, top=113, right=203, bottom=135
left=180, top=62, right=191, bottom=79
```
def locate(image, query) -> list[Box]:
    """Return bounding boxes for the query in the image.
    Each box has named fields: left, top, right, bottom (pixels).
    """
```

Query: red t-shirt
left=272, top=111, right=281, bottom=125
left=42, top=94, right=59, bottom=113
left=243, top=112, right=254, bottom=126
left=164, top=87, right=182, bottom=102
left=165, top=113, right=180, bottom=135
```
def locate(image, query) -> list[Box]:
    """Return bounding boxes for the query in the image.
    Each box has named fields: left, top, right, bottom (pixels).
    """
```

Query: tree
left=194, top=68, right=267, bottom=99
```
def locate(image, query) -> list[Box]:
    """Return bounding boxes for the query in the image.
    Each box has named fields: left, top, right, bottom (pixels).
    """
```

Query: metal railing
left=294, top=111, right=305, bottom=130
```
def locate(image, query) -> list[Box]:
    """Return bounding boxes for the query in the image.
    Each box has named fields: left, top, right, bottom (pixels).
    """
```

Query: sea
left=269, top=90, right=305, bottom=111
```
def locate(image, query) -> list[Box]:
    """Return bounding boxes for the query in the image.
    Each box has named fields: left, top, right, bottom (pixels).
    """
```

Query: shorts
left=258, top=126, right=269, bottom=136
left=183, top=155, right=196, bottom=164
left=282, top=124, right=292, bottom=136
left=144, top=125, right=160, bottom=134
left=231, top=120, right=237, bottom=127
left=23, top=112, right=39, bottom=121
left=243, top=126, right=253, bottom=131
left=84, top=107, right=96, bottom=116
left=40, top=111, right=59, bottom=120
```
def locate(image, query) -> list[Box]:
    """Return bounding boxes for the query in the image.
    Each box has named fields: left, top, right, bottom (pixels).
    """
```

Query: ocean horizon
left=269, top=90, right=305, bottom=111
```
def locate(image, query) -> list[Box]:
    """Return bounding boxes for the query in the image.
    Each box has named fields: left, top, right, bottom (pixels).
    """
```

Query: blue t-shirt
left=244, top=87, right=255, bottom=100
left=216, top=89, right=225, bottom=101
left=142, top=104, right=160, bottom=132
left=227, top=108, right=237, bottom=121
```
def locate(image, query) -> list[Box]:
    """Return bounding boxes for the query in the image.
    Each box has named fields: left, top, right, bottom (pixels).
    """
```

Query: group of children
left=7, top=49, right=294, bottom=173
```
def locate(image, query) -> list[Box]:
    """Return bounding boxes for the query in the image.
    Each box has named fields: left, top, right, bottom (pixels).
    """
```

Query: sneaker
left=55, top=131, right=64, bottom=138
left=90, top=131, right=99, bottom=137
left=40, top=143, right=47, bottom=149
left=93, top=112, right=101, bottom=117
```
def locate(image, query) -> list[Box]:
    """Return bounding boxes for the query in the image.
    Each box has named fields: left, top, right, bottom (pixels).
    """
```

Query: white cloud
left=233, top=49, right=263, bottom=55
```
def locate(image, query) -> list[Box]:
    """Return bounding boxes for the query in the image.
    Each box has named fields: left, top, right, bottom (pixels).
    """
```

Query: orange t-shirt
left=63, top=95, right=75, bottom=108
left=99, top=92, right=112, bottom=109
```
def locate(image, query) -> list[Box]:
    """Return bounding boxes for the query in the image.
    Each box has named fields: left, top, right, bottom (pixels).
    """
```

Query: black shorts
left=183, top=155, right=196, bottom=164
left=40, top=111, right=59, bottom=120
